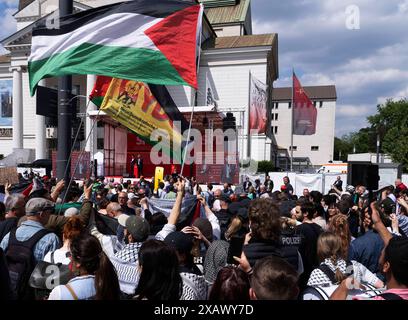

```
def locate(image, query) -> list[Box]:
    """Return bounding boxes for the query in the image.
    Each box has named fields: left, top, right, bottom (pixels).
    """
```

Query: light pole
left=57, top=0, right=73, bottom=183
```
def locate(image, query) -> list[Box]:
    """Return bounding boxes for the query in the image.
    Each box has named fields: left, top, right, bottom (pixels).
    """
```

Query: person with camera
left=331, top=203, right=408, bottom=300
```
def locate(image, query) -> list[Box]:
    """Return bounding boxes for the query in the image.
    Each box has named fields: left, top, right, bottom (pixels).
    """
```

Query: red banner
left=293, top=73, right=317, bottom=135
left=248, top=74, right=267, bottom=133
left=52, top=151, right=91, bottom=179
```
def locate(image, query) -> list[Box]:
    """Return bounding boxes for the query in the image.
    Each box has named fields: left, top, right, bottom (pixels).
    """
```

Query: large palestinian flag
left=28, top=0, right=204, bottom=96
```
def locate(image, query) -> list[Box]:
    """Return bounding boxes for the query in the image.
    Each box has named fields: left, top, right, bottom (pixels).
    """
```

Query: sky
left=1, top=1, right=407, bottom=137
left=0, top=1, right=17, bottom=56
left=251, top=0, right=408, bottom=137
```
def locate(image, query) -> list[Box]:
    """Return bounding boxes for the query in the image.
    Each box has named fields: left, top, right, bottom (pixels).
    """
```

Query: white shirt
left=48, top=275, right=96, bottom=300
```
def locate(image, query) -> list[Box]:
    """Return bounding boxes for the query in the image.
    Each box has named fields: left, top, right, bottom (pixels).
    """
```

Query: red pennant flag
left=293, top=73, right=317, bottom=135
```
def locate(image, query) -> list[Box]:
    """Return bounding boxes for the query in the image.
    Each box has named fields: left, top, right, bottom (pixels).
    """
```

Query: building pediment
left=2, top=1, right=91, bottom=52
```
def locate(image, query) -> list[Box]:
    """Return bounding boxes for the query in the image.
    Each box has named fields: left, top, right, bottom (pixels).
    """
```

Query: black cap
left=164, top=232, right=194, bottom=254
left=219, top=194, right=231, bottom=204
left=380, top=198, right=396, bottom=215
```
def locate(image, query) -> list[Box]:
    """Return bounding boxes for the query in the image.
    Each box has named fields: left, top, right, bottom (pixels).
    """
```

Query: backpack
left=5, top=228, right=50, bottom=300
left=29, top=251, right=74, bottom=300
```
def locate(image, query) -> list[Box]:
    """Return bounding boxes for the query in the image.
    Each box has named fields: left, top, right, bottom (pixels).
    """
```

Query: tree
left=257, top=160, right=274, bottom=174
left=334, top=127, right=376, bottom=161
left=334, top=99, right=408, bottom=170
left=368, top=99, right=408, bottom=168
left=334, top=137, right=352, bottom=162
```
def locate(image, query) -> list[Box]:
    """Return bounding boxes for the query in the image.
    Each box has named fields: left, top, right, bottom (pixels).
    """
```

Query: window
left=313, top=101, right=317, bottom=107
left=289, top=146, right=297, bottom=151
left=97, top=138, right=104, bottom=150
left=288, top=102, right=292, bottom=109
left=275, top=113, right=278, bottom=121
left=311, top=146, right=319, bottom=151
left=275, top=102, right=279, bottom=109
left=319, top=101, right=323, bottom=108
left=271, top=113, right=274, bottom=121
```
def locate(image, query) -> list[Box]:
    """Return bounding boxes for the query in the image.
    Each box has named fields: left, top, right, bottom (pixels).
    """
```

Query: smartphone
left=227, top=236, right=245, bottom=265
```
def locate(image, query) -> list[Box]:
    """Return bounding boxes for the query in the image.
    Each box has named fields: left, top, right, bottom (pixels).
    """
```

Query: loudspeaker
left=347, top=162, right=379, bottom=190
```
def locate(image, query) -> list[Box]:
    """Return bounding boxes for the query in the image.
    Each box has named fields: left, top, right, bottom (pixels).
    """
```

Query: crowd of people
left=0, top=172, right=407, bottom=300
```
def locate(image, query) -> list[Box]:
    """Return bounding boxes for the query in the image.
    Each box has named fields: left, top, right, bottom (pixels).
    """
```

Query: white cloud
left=335, top=119, right=369, bottom=136
left=0, top=7, right=17, bottom=42
left=3, top=0, right=18, bottom=7
left=336, top=104, right=372, bottom=118
left=0, top=7, right=17, bottom=56
left=398, top=0, right=408, bottom=13
left=377, top=86, right=408, bottom=104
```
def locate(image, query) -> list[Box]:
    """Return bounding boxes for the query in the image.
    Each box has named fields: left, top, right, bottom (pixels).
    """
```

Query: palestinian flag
left=28, top=0, right=204, bottom=96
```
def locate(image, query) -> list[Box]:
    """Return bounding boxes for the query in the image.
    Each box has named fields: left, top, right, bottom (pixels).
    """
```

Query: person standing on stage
left=130, top=155, right=136, bottom=178
left=136, top=154, right=143, bottom=177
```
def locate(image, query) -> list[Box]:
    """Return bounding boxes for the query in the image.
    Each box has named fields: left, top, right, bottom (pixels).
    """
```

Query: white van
left=316, top=162, right=348, bottom=174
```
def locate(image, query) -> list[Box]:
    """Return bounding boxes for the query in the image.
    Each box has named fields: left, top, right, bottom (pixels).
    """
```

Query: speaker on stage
left=347, top=162, right=379, bottom=191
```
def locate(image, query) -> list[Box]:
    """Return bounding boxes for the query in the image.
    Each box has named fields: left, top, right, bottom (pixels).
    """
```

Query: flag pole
left=290, top=69, right=294, bottom=172
left=247, top=71, right=252, bottom=159
left=180, top=4, right=203, bottom=177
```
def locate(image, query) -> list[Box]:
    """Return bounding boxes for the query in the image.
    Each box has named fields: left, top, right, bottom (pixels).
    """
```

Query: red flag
left=248, top=74, right=267, bottom=133
left=89, top=76, right=113, bottom=107
left=293, top=73, right=317, bottom=135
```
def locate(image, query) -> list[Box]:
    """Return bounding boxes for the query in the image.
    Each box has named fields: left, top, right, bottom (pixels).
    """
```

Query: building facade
left=0, top=0, right=280, bottom=170
left=271, top=85, right=337, bottom=168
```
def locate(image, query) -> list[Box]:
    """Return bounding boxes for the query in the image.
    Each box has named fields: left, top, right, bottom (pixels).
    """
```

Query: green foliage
left=257, top=160, right=274, bottom=174
left=368, top=99, right=408, bottom=169
left=334, top=137, right=352, bottom=162
left=334, top=99, right=408, bottom=170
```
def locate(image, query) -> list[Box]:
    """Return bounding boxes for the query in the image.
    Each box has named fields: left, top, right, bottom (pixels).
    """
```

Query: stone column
left=85, top=74, right=97, bottom=156
left=35, top=79, right=47, bottom=159
left=10, top=66, right=23, bottom=149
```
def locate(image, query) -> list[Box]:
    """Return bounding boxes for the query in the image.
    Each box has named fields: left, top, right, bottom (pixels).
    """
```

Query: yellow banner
left=100, top=79, right=183, bottom=159
left=154, top=166, right=164, bottom=191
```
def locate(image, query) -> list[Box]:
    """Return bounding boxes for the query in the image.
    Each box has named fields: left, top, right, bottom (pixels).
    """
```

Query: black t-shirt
left=284, top=183, right=294, bottom=195
left=0, top=217, right=18, bottom=243
left=296, top=222, right=323, bottom=289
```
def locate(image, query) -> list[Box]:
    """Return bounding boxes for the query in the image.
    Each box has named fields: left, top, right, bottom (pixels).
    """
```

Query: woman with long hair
left=307, top=232, right=383, bottom=288
left=134, top=239, right=182, bottom=300
left=48, top=233, right=120, bottom=300
left=328, top=214, right=352, bottom=259
left=224, top=208, right=249, bottom=241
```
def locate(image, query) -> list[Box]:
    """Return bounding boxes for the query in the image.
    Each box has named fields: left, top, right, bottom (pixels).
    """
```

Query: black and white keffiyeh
left=307, top=258, right=380, bottom=287
left=115, top=242, right=142, bottom=263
